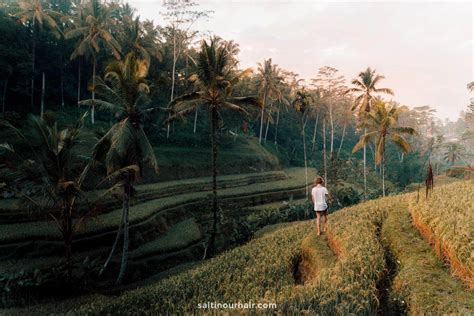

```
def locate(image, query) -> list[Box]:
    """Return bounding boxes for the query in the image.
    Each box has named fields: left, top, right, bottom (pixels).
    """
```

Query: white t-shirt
left=312, top=185, right=329, bottom=211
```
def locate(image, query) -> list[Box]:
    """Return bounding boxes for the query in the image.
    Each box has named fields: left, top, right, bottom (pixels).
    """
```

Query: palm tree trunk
left=311, top=113, right=319, bottom=153
left=274, top=107, right=280, bottom=144
left=77, top=59, right=81, bottom=107
left=302, top=119, right=309, bottom=207
left=30, top=18, right=36, bottom=111
left=117, top=180, right=130, bottom=284
left=363, top=128, right=367, bottom=199
left=329, top=105, right=334, bottom=158
left=2, top=79, right=7, bottom=115
left=323, top=118, right=327, bottom=184
left=193, top=108, right=198, bottom=133
left=207, top=107, right=219, bottom=256
left=264, top=105, right=272, bottom=142
left=167, top=32, right=177, bottom=139
left=100, top=208, right=125, bottom=275
left=40, top=72, right=45, bottom=118
left=60, top=54, right=65, bottom=108
left=259, top=94, right=266, bottom=144
left=337, top=122, right=347, bottom=156
left=382, top=154, right=385, bottom=197
left=91, top=57, right=96, bottom=124
left=63, top=205, right=73, bottom=280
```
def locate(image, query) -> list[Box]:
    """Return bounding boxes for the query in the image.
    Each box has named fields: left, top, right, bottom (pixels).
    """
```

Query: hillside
left=5, top=180, right=472, bottom=315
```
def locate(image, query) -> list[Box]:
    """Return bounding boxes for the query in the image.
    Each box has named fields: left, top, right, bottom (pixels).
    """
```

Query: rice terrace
left=0, top=0, right=472, bottom=314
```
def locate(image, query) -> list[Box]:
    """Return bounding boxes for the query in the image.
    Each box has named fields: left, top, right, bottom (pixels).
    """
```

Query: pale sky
left=131, top=0, right=473, bottom=120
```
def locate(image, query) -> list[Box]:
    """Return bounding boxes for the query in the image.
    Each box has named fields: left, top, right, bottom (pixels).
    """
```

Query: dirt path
left=381, top=201, right=474, bottom=314
left=297, top=228, right=338, bottom=284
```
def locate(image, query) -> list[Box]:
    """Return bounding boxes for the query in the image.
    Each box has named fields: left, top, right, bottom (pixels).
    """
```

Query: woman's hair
left=314, top=176, right=324, bottom=185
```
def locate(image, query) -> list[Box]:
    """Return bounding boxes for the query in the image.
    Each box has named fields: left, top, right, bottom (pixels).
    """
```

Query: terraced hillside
left=35, top=180, right=469, bottom=315
left=0, top=168, right=315, bottom=284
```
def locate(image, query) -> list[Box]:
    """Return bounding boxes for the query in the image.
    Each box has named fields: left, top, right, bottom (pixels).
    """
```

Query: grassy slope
left=4, top=181, right=472, bottom=315
left=382, top=196, right=474, bottom=314
left=131, top=218, right=201, bottom=259
left=0, top=218, right=201, bottom=274
left=408, top=180, right=473, bottom=288
left=154, top=137, right=282, bottom=181
left=0, top=168, right=314, bottom=243
left=0, top=170, right=287, bottom=213
left=73, top=198, right=388, bottom=314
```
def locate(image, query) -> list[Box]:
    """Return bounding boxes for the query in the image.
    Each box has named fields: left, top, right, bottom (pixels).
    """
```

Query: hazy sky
left=131, top=0, right=473, bottom=120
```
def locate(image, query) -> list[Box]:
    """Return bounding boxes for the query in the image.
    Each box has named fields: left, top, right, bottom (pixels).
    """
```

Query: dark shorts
left=315, top=209, right=328, bottom=216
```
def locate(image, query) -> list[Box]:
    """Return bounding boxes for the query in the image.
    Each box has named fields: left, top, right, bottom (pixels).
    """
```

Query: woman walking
left=311, top=176, right=330, bottom=235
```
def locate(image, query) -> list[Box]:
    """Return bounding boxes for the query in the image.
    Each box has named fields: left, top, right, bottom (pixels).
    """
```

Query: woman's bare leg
left=323, top=213, right=328, bottom=232
left=316, top=212, right=321, bottom=235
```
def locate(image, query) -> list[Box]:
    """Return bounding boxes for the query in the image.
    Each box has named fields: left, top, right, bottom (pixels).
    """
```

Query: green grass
left=131, top=218, right=202, bottom=259
left=0, top=170, right=287, bottom=214
left=73, top=195, right=388, bottom=314
left=4, top=181, right=473, bottom=314
left=0, top=168, right=314, bottom=243
left=382, top=195, right=474, bottom=314
left=76, top=221, right=310, bottom=315
left=154, top=137, right=282, bottom=180
left=246, top=198, right=307, bottom=211
left=253, top=221, right=301, bottom=239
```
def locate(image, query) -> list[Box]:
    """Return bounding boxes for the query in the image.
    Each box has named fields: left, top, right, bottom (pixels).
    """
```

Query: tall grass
left=409, top=180, right=473, bottom=288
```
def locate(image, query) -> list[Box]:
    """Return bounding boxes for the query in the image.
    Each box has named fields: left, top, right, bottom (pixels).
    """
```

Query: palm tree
left=256, top=58, right=284, bottom=144
left=120, top=16, right=162, bottom=69
left=16, top=0, right=62, bottom=111
left=80, top=53, right=159, bottom=284
left=346, top=67, right=394, bottom=198
left=66, top=0, right=121, bottom=124
left=0, top=113, right=90, bottom=277
left=443, top=143, right=464, bottom=166
left=168, top=38, right=260, bottom=255
left=353, top=100, right=415, bottom=196
left=292, top=88, right=313, bottom=202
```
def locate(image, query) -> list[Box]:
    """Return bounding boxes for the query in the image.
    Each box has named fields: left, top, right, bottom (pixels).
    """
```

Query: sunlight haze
left=132, top=0, right=473, bottom=121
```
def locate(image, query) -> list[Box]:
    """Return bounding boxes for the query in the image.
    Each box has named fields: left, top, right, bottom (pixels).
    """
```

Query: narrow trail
left=296, top=195, right=473, bottom=314
left=381, top=201, right=474, bottom=314
left=296, top=230, right=337, bottom=284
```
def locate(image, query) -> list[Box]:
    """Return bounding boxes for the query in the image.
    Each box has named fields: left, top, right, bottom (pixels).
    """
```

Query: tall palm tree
left=80, top=53, right=159, bottom=284
left=16, top=0, right=62, bottom=111
left=120, top=16, right=162, bottom=69
left=168, top=38, right=260, bottom=255
left=256, top=58, right=283, bottom=144
left=292, top=88, right=313, bottom=201
left=443, top=143, right=464, bottom=166
left=346, top=67, right=394, bottom=198
left=66, top=0, right=121, bottom=124
left=353, top=100, right=415, bottom=196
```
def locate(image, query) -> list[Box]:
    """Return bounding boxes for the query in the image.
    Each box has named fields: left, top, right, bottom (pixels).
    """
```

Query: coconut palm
left=292, top=88, right=314, bottom=201
left=16, top=0, right=62, bottom=111
left=0, top=113, right=90, bottom=277
left=80, top=53, right=159, bottom=284
left=346, top=67, right=394, bottom=113
left=346, top=67, right=394, bottom=198
left=120, top=16, right=162, bottom=69
left=443, top=143, right=464, bottom=166
left=168, top=37, right=260, bottom=255
left=353, top=100, right=415, bottom=196
left=66, top=0, right=121, bottom=124
left=256, top=58, right=284, bottom=144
